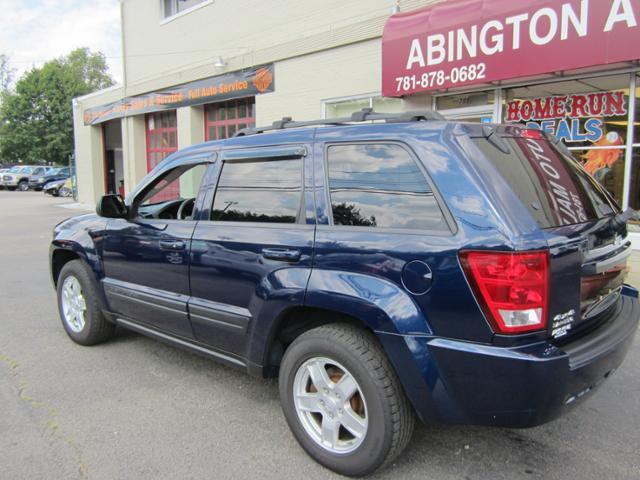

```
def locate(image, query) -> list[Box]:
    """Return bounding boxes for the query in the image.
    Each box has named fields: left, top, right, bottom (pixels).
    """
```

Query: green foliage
left=0, top=48, right=114, bottom=165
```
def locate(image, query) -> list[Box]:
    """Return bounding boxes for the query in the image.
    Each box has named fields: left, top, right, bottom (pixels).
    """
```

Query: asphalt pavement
left=1, top=190, right=639, bottom=480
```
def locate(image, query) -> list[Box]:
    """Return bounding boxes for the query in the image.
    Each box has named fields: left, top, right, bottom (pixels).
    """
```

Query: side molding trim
left=115, top=318, right=247, bottom=369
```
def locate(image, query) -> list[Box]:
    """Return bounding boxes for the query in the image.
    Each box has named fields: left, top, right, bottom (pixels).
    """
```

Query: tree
left=0, top=48, right=114, bottom=165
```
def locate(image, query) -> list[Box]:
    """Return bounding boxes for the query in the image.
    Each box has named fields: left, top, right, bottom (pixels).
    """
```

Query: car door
left=188, top=142, right=315, bottom=355
left=101, top=154, right=214, bottom=339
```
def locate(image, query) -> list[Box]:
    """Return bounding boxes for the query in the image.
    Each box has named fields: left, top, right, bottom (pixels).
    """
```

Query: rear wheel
left=56, top=260, right=115, bottom=345
left=279, top=324, right=414, bottom=477
left=18, top=180, right=29, bottom=191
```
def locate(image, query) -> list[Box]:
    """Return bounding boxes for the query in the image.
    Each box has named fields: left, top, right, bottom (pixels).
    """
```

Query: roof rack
left=235, top=108, right=445, bottom=137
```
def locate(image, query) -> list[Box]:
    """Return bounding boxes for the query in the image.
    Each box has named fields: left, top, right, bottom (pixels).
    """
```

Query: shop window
left=145, top=110, right=178, bottom=201
left=205, top=98, right=255, bottom=141
left=436, top=90, right=495, bottom=110
left=565, top=149, right=626, bottom=206
left=503, top=74, right=634, bottom=208
left=211, top=158, right=302, bottom=223
left=163, top=0, right=209, bottom=19
left=324, top=95, right=402, bottom=118
left=327, top=144, right=448, bottom=231
left=628, top=148, right=640, bottom=211
left=503, top=75, right=630, bottom=149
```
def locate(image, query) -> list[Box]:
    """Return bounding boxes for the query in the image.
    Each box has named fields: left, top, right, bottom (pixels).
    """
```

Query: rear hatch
left=470, top=126, right=630, bottom=342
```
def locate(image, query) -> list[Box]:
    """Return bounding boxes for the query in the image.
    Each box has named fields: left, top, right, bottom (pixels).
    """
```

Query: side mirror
left=96, top=194, right=128, bottom=219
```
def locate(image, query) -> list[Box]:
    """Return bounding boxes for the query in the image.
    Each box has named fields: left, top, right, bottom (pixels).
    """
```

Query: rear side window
left=211, top=158, right=302, bottom=223
left=327, top=144, right=448, bottom=231
left=472, top=136, right=616, bottom=228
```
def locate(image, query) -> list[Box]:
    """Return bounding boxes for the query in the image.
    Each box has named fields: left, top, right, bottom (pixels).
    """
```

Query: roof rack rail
left=235, top=108, right=445, bottom=137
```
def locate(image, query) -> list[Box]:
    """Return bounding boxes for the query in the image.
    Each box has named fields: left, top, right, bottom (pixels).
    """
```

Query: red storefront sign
left=382, top=0, right=640, bottom=96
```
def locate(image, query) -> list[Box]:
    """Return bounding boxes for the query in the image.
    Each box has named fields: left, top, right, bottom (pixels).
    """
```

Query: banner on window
left=506, top=91, right=627, bottom=143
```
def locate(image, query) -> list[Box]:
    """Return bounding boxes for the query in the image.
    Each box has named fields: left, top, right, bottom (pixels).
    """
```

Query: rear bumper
left=379, top=286, right=639, bottom=427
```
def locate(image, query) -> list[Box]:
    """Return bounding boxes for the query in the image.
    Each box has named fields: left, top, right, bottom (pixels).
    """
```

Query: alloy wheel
left=61, top=275, right=87, bottom=333
left=292, top=357, right=368, bottom=454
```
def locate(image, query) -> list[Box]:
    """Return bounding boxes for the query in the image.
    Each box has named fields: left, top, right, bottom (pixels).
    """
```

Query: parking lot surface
left=1, top=191, right=639, bottom=480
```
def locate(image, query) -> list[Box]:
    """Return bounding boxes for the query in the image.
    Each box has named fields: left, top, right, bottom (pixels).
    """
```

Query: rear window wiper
left=481, top=126, right=511, bottom=154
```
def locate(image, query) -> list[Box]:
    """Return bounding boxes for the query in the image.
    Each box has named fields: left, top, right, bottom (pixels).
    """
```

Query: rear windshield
left=472, top=136, right=617, bottom=228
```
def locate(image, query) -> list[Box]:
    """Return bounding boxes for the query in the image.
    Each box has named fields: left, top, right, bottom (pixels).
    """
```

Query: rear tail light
left=460, top=250, right=549, bottom=334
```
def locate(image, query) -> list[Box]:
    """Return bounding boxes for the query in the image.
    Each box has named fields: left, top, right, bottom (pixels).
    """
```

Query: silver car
left=1, top=166, right=52, bottom=191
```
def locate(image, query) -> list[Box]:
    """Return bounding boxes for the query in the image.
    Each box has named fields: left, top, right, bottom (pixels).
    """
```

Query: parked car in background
left=43, top=178, right=67, bottom=196
left=30, top=167, right=71, bottom=191
left=43, top=177, right=73, bottom=197
left=0, top=168, right=10, bottom=190
left=2, top=165, right=53, bottom=191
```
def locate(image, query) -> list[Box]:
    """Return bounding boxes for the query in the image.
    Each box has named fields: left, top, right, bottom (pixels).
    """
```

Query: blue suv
left=50, top=110, right=639, bottom=476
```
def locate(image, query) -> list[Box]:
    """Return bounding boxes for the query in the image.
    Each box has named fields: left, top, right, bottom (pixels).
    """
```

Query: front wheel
left=279, top=324, right=414, bottom=477
left=56, top=260, right=115, bottom=345
left=18, top=180, right=29, bottom=191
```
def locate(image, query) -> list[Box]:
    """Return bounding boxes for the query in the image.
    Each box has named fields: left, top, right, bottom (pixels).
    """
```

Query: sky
left=0, top=0, right=123, bottom=84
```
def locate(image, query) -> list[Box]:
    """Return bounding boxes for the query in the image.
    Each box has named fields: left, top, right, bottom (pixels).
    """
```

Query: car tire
left=18, top=180, right=29, bottom=191
left=279, top=324, right=414, bottom=477
left=56, top=260, right=115, bottom=346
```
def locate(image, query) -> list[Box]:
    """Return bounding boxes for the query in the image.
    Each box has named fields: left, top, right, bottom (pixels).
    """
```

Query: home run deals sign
left=382, top=0, right=640, bottom=96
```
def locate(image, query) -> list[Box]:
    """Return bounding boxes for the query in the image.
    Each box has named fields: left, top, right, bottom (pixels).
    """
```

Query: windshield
left=8, top=167, right=22, bottom=173
left=472, top=135, right=617, bottom=228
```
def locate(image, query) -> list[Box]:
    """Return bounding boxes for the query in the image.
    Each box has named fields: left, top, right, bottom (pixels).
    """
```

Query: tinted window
left=327, top=144, right=448, bottom=230
left=140, top=164, right=207, bottom=207
left=472, top=136, right=617, bottom=228
left=211, top=158, right=302, bottom=223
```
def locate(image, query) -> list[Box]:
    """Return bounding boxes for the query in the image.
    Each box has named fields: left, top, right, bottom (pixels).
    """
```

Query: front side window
left=211, top=158, right=302, bottom=223
left=327, top=144, right=448, bottom=231
left=137, top=163, right=208, bottom=220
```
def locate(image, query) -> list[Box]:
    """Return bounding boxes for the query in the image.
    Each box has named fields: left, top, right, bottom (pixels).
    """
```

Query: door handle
left=261, top=248, right=301, bottom=262
left=159, top=240, right=186, bottom=251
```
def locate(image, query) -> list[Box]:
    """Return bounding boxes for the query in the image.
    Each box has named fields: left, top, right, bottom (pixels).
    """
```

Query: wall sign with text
left=382, top=0, right=640, bottom=96
left=83, top=64, right=274, bottom=125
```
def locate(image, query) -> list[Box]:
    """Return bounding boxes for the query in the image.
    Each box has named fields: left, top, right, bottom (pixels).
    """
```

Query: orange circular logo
left=253, top=67, right=273, bottom=93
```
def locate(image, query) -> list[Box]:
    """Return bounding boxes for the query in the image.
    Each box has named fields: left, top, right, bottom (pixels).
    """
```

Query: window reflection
left=328, top=144, right=448, bottom=230
left=211, top=158, right=302, bottom=223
